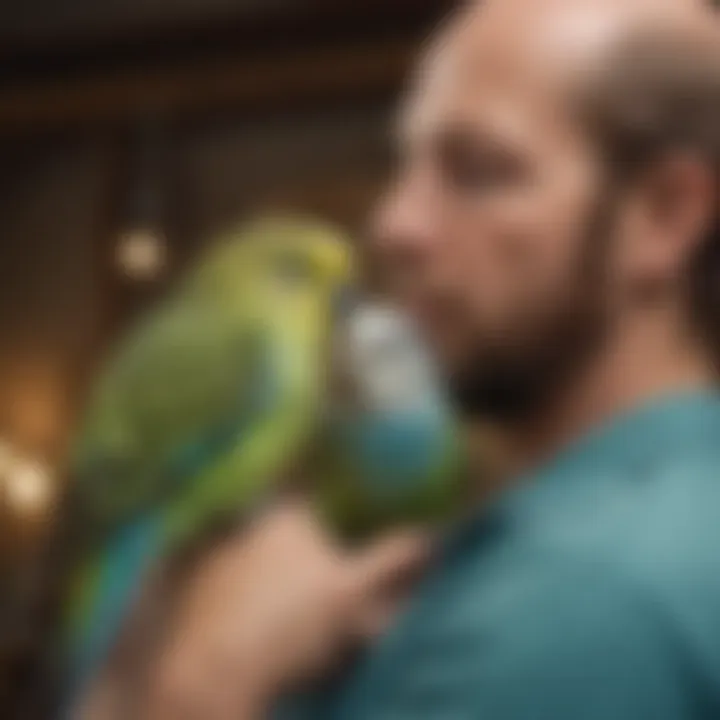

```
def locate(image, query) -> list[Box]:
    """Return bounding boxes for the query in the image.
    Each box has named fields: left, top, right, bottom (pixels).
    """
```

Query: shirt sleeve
left=376, top=558, right=693, bottom=720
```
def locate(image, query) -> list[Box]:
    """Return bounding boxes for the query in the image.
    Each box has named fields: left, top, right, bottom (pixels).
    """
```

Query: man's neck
left=502, top=316, right=717, bottom=480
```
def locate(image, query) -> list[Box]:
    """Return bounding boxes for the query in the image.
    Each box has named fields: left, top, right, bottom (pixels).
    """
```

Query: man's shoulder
left=514, top=427, right=720, bottom=588
left=558, top=442, right=720, bottom=602
left=322, top=516, right=712, bottom=719
left=437, top=443, right=720, bottom=681
left=359, top=484, right=720, bottom=715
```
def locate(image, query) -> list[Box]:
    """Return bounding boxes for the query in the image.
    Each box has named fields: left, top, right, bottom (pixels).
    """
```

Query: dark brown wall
left=184, top=107, right=389, bottom=237
left=0, top=139, right=111, bottom=460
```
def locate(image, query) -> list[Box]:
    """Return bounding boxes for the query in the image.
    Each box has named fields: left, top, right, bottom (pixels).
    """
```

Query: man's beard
left=448, top=188, right=618, bottom=424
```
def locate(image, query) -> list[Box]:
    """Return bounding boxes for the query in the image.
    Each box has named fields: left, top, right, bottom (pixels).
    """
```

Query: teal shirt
left=279, top=391, right=720, bottom=719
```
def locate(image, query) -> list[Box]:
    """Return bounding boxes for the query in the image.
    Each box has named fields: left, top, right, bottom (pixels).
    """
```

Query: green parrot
left=54, top=215, right=466, bottom=714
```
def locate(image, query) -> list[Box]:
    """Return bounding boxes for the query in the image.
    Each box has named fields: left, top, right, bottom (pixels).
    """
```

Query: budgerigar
left=50, top=216, right=466, bottom=716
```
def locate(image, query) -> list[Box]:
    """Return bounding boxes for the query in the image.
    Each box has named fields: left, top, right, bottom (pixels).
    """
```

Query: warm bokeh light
left=0, top=441, right=54, bottom=517
left=3, top=457, right=53, bottom=516
left=116, top=228, right=168, bottom=281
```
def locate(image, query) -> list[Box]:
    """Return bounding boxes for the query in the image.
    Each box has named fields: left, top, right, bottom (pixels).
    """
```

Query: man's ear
left=612, top=153, right=716, bottom=303
left=644, top=153, right=716, bottom=265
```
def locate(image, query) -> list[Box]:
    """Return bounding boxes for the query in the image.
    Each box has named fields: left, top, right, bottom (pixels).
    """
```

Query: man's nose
left=370, top=177, right=439, bottom=259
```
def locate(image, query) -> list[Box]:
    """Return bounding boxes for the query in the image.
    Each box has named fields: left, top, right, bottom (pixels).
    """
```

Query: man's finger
left=344, top=531, right=433, bottom=639
left=352, top=531, right=433, bottom=592
left=352, top=593, right=408, bottom=639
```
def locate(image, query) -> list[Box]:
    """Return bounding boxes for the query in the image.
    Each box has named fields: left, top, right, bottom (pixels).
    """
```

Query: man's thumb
left=347, top=531, right=431, bottom=637
left=352, top=530, right=431, bottom=596
left=357, top=531, right=431, bottom=584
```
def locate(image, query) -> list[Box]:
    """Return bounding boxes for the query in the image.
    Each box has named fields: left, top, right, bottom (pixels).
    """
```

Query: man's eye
left=443, top=152, right=517, bottom=192
left=436, top=131, right=524, bottom=193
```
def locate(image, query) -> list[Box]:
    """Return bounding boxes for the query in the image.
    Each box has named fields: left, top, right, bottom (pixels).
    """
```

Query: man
left=116, top=0, right=720, bottom=717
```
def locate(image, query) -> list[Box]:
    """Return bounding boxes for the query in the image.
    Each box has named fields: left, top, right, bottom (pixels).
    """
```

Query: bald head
left=375, top=0, right=719, bottom=420
left=415, top=0, right=717, bottom=127
left=447, top=0, right=715, bottom=65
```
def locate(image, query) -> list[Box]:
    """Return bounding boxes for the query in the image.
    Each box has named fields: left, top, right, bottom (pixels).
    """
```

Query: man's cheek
left=455, top=232, right=531, bottom=318
left=429, top=314, right=481, bottom=371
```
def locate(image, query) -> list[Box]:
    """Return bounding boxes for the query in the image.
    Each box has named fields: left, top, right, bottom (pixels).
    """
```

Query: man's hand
left=146, top=501, right=430, bottom=719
